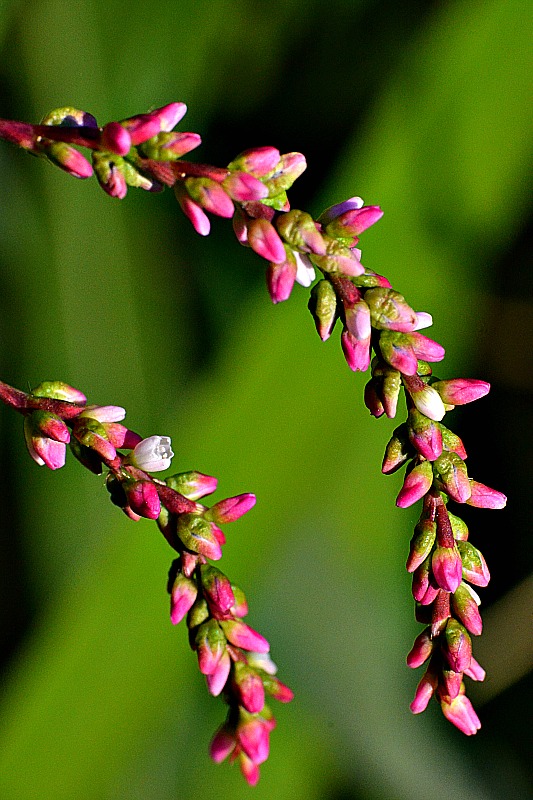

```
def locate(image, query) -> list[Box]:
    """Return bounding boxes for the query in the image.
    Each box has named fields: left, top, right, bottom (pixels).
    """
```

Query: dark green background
left=0, top=1, right=531, bottom=797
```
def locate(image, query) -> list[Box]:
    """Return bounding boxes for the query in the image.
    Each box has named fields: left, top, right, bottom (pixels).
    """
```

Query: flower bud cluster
left=0, top=377, right=292, bottom=783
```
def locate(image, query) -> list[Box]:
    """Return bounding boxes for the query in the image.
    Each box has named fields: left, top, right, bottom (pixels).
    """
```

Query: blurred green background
left=0, top=0, right=531, bottom=797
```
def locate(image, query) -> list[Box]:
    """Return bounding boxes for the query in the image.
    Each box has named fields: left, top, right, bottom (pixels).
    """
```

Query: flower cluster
left=0, top=101, right=508, bottom=743
left=0, top=378, right=292, bottom=784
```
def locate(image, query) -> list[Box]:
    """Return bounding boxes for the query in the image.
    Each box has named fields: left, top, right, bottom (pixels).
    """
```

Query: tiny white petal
left=81, top=404, right=126, bottom=422
left=247, top=652, right=278, bottom=675
left=131, top=435, right=174, bottom=472
left=463, top=583, right=482, bottom=606
left=294, top=252, right=315, bottom=287
left=413, top=312, right=433, bottom=331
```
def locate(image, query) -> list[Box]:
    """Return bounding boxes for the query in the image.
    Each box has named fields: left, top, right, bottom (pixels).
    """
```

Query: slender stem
left=0, top=118, right=102, bottom=151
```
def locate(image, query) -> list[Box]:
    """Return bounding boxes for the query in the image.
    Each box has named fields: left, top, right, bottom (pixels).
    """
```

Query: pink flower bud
left=237, top=717, right=271, bottom=765
left=439, top=425, right=467, bottom=459
left=441, top=668, right=463, bottom=700
left=206, top=649, right=231, bottom=697
left=100, top=423, right=142, bottom=449
left=233, top=663, right=266, bottom=714
left=166, top=470, right=218, bottom=500
left=247, top=217, right=287, bottom=263
left=406, top=627, right=434, bottom=668
left=410, top=663, right=438, bottom=713
left=169, top=572, right=198, bottom=625
left=210, top=725, right=236, bottom=763
left=80, top=405, right=126, bottom=422
left=24, top=417, right=67, bottom=470
left=125, top=480, right=161, bottom=520
left=201, top=565, right=235, bottom=615
left=228, top=146, right=281, bottom=177
left=432, top=452, right=471, bottom=503
left=150, top=101, right=187, bottom=132
left=408, top=409, right=443, bottom=460
left=408, top=332, right=445, bottom=362
left=396, top=460, right=434, bottom=508
left=175, top=186, right=211, bottom=235
left=184, top=177, right=234, bottom=218
left=408, top=383, right=446, bottom=422
left=378, top=331, right=419, bottom=375
left=263, top=151, right=306, bottom=195
left=176, top=513, right=223, bottom=561
left=266, top=252, right=297, bottom=303
left=432, top=545, right=463, bottom=593
left=276, top=210, right=326, bottom=255
left=345, top=300, right=372, bottom=340
left=464, top=656, right=486, bottom=682
left=443, top=618, right=472, bottom=673
left=230, top=584, right=249, bottom=618
left=223, top=171, right=268, bottom=202
left=219, top=620, right=270, bottom=653
left=100, top=122, right=131, bottom=155
left=239, top=754, right=260, bottom=787
left=341, top=328, right=371, bottom=372
left=120, top=112, right=161, bottom=146
left=412, top=555, right=439, bottom=605
left=195, top=619, right=226, bottom=675
left=431, top=379, right=490, bottom=405
left=452, top=583, right=483, bottom=635
left=364, top=287, right=417, bottom=332
left=364, top=379, right=385, bottom=418
left=440, top=691, right=481, bottom=735
left=44, top=142, right=93, bottom=178
left=318, top=196, right=364, bottom=226
left=262, top=675, right=294, bottom=703
left=406, top=519, right=437, bottom=572
left=206, top=493, right=256, bottom=524
left=466, top=481, right=507, bottom=509
left=456, top=541, right=490, bottom=586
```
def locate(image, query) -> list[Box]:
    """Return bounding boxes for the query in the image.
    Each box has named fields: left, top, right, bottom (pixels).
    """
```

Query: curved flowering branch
left=0, top=379, right=292, bottom=785
left=0, top=102, right=507, bottom=737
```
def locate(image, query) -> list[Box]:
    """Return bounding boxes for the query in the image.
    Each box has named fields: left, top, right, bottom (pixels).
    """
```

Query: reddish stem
left=0, top=118, right=102, bottom=151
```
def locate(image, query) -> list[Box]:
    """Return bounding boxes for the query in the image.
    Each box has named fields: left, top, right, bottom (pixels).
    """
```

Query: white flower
left=130, top=435, right=174, bottom=472
left=294, top=252, right=315, bottom=287
left=247, top=652, right=278, bottom=675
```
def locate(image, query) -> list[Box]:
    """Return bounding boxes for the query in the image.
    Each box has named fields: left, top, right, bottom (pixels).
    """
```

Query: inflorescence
left=0, top=102, right=507, bottom=780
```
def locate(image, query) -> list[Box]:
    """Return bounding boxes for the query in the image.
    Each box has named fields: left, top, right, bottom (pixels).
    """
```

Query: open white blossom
left=130, top=435, right=174, bottom=472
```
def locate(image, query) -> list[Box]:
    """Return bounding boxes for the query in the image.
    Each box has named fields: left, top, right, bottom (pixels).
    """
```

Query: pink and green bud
left=439, top=424, right=467, bottom=459
left=176, top=513, right=222, bottom=561
left=441, top=668, right=463, bottom=700
left=29, top=409, right=70, bottom=443
left=406, top=627, right=434, bottom=668
left=195, top=619, right=227, bottom=675
left=125, top=480, right=161, bottom=520
left=442, top=618, right=472, bottom=673
left=432, top=544, right=463, bottom=593
left=201, top=565, right=235, bottom=615
left=92, top=153, right=128, bottom=198
left=407, top=408, right=443, bottom=460
left=237, top=715, right=271, bottom=765
left=320, top=201, right=383, bottom=237
left=448, top=511, right=469, bottom=541
left=30, top=380, right=87, bottom=404
left=379, top=364, right=402, bottom=418
left=318, top=196, right=363, bottom=226
left=364, top=287, right=417, bottom=332
left=223, top=171, right=269, bottom=202
left=40, top=106, right=98, bottom=129
left=456, top=541, right=490, bottom=586
left=100, top=121, right=132, bottom=155
left=101, top=423, right=142, bottom=449
left=431, top=589, right=452, bottom=637
left=406, top=519, right=437, bottom=572
left=24, top=416, right=67, bottom=470
left=378, top=331, right=418, bottom=375
left=409, top=383, right=446, bottom=422
left=308, top=279, right=338, bottom=340
left=230, top=584, right=249, bottom=618
left=410, top=662, right=438, bottom=713
left=432, top=452, right=471, bottom=503
left=382, top=424, right=411, bottom=474
left=139, top=130, right=201, bottom=160
left=247, top=217, right=286, bottom=263
left=169, top=572, right=198, bottom=625
left=220, top=620, right=270, bottom=653
left=440, top=690, right=481, bottom=735
left=312, top=237, right=365, bottom=277
left=187, top=596, right=210, bottom=629
left=344, top=299, right=371, bottom=341
left=466, top=481, right=507, bottom=509
left=266, top=249, right=297, bottom=304
left=166, top=470, right=218, bottom=500
left=210, top=724, right=236, bottom=764
left=233, top=663, right=266, bottom=714
left=263, top=151, right=306, bottom=195
left=412, top=555, right=439, bottom=605
left=43, top=142, right=93, bottom=178
left=206, top=649, right=232, bottom=697
left=262, top=674, right=294, bottom=702
left=72, top=418, right=117, bottom=462
left=174, top=185, right=211, bottom=235
left=184, top=177, right=234, bottom=218
left=452, top=582, right=482, bottom=635
left=341, top=328, right=371, bottom=372
left=464, top=656, right=486, bottom=682
left=227, top=146, right=281, bottom=177
left=431, top=379, right=490, bottom=406
left=276, top=210, right=326, bottom=255
left=128, top=435, right=173, bottom=472
left=396, top=460, right=434, bottom=508
left=206, top=493, right=256, bottom=524
left=119, top=112, right=161, bottom=146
